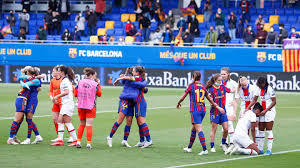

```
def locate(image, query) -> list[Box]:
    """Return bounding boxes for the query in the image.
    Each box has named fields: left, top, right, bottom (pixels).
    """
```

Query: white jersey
left=254, top=85, right=276, bottom=111
left=235, top=84, right=257, bottom=111
left=60, top=77, right=74, bottom=104
left=235, top=110, right=256, bottom=135
left=224, top=79, right=237, bottom=107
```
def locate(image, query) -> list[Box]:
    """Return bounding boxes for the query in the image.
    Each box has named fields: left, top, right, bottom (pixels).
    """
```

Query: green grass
left=0, top=83, right=299, bottom=168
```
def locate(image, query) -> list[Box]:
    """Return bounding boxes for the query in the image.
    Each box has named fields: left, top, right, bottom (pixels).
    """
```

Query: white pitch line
left=165, top=149, right=300, bottom=168
left=0, top=105, right=188, bottom=120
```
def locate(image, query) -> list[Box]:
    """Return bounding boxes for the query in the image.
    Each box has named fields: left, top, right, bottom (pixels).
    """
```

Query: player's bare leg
left=210, top=122, right=218, bottom=152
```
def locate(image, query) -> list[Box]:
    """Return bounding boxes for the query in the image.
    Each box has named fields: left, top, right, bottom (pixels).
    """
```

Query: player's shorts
left=118, top=99, right=134, bottom=117
left=52, top=103, right=62, bottom=112
left=15, top=97, right=27, bottom=112
left=26, top=99, right=38, bottom=114
left=233, top=133, right=253, bottom=148
left=78, top=107, right=96, bottom=119
left=259, top=108, right=276, bottom=122
left=135, top=100, right=147, bottom=118
left=210, top=112, right=228, bottom=125
left=190, top=111, right=206, bottom=124
left=60, top=102, right=74, bottom=117
left=226, top=105, right=234, bottom=116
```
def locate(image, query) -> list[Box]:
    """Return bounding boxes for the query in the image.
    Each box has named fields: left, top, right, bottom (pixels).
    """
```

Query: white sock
left=57, top=123, right=64, bottom=141
left=266, top=130, right=273, bottom=152
left=238, top=148, right=258, bottom=155
left=228, top=121, right=234, bottom=144
left=255, top=127, right=259, bottom=137
left=65, top=123, right=77, bottom=141
left=257, top=131, right=265, bottom=151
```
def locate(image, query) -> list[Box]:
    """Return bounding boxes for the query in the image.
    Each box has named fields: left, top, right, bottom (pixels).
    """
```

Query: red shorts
left=52, top=103, right=62, bottom=112
left=78, top=107, right=96, bottom=119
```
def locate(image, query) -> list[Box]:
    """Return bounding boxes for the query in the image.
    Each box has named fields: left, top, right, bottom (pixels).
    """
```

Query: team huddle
left=177, top=68, right=276, bottom=156
left=7, top=65, right=152, bottom=149
left=7, top=66, right=276, bottom=155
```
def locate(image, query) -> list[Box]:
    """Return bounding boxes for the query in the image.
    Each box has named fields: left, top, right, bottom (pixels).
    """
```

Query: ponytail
left=192, top=71, right=201, bottom=83
left=135, top=66, right=146, bottom=80
left=125, top=67, right=133, bottom=76
left=59, top=65, right=75, bottom=83
left=83, top=67, right=96, bottom=77
left=206, top=73, right=221, bottom=90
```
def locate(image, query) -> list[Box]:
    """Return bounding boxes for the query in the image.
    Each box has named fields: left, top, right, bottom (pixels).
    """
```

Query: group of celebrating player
left=7, top=65, right=276, bottom=155
left=177, top=68, right=276, bottom=156
left=7, top=65, right=152, bottom=149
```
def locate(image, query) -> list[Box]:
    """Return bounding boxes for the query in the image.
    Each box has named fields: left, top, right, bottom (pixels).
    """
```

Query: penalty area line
left=165, top=149, right=300, bottom=168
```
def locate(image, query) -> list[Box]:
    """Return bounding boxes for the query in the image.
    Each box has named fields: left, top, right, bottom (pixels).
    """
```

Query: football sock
left=140, top=123, right=151, bottom=142
left=32, top=121, right=40, bottom=136
left=228, top=121, right=234, bottom=144
left=138, top=125, right=145, bottom=142
left=123, top=125, right=131, bottom=141
left=266, top=130, right=273, bottom=152
left=77, top=124, right=85, bottom=142
left=198, top=131, right=207, bottom=151
left=9, top=121, right=19, bottom=138
left=109, top=121, right=120, bottom=138
left=26, top=119, right=33, bottom=139
left=222, top=138, right=226, bottom=145
left=15, top=121, right=22, bottom=136
left=54, top=122, right=58, bottom=135
left=57, top=123, right=64, bottom=141
left=258, top=131, right=265, bottom=151
left=86, top=126, right=93, bottom=145
left=65, top=123, right=77, bottom=141
left=188, top=130, right=196, bottom=148
left=210, top=142, right=215, bottom=148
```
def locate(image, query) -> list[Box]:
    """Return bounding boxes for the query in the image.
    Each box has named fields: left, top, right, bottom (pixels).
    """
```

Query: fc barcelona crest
left=69, top=48, right=77, bottom=58
left=257, top=52, right=266, bottom=62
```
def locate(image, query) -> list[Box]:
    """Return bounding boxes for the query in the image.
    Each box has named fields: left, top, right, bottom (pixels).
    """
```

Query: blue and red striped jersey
left=208, top=85, right=231, bottom=115
left=185, top=81, right=207, bottom=112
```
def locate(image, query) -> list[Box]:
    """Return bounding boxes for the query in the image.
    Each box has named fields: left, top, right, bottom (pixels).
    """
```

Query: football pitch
left=0, top=83, right=300, bottom=168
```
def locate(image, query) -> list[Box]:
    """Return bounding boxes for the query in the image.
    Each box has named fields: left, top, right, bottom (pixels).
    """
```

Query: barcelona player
left=220, top=67, right=237, bottom=147
left=206, top=74, right=235, bottom=153
left=49, top=65, right=73, bottom=143
left=177, top=71, right=225, bottom=155
left=246, top=77, right=276, bottom=155
left=75, top=68, right=102, bottom=149
left=51, top=66, right=77, bottom=146
left=107, top=67, right=147, bottom=148
left=19, top=67, right=44, bottom=145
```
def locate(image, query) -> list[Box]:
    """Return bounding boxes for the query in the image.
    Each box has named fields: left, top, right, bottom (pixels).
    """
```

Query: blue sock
left=140, top=123, right=151, bottom=142
left=26, top=119, right=33, bottom=139
left=222, top=138, right=226, bottom=145
left=9, top=121, right=19, bottom=138
left=123, top=125, right=131, bottom=141
left=210, top=142, right=215, bottom=148
left=198, top=131, right=207, bottom=151
left=138, top=125, right=145, bottom=142
left=32, top=121, right=40, bottom=136
left=109, top=121, right=120, bottom=138
left=188, top=130, right=196, bottom=148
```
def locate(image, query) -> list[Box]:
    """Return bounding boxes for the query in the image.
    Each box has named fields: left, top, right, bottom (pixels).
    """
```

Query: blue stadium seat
left=285, top=9, right=294, bottom=16
left=274, top=2, right=281, bottom=8
left=194, top=37, right=202, bottom=43
left=250, top=9, right=257, bottom=15
left=132, top=22, right=139, bottom=28
left=295, top=10, right=300, bottom=16
left=230, top=39, right=240, bottom=44
left=266, top=9, right=274, bottom=15
left=128, top=8, right=135, bottom=14
left=111, top=8, right=120, bottom=14
left=29, top=20, right=37, bottom=26
left=30, top=14, right=37, bottom=20
left=199, top=23, right=205, bottom=29
left=96, top=21, right=105, bottom=28
left=285, top=24, right=291, bottom=30
left=26, top=35, right=36, bottom=40
left=106, top=29, right=115, bottom=36
left=279, top=16, right=288, bottom=23
left=294, top=24, right=300, bottom=30
left=276, top=9, right=284, bottom=16
left=288, top=16, right=297, bottom=24
left=62, top=21, right=71, bottom=27
left=265, top=1, right=272, bottom=8
left=200, top=31, right=206, bottom=38
left=115, top=29, right=124, bottom=36
left=47, top=35, right=55, bottom=41
left=150, top=22, right=158, bottom=31
left=71, top=21, right=76, bottom=27
left=53, top=35, right=61, bottom=40
left=111, top=14, right=121, bottom=21
left=37, top=20, right=44, bottom=27
left=120, top=8, right=128, bottom=14
left=114, top=21, right=123, bottom=28
left=256, top=9, right=265, bottom=15
left=36, top=13, right=44, bottom=20
left=273, top=24, right=279, bottom=31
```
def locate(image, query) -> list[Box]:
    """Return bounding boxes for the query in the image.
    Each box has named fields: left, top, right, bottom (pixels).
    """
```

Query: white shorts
left=226, top=105, right=234, bottom=116
left=60, top=102, right=74, bottom=117
left=259, top=109, right=276, bottom=122
left=233, top=133, right=253, bottom=148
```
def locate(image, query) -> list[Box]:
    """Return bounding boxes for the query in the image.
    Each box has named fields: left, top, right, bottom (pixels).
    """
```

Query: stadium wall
left=0, top=44, right=299, bottom=92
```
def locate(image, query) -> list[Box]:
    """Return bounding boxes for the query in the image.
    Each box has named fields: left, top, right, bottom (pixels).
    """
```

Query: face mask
left=279, top=27, right=282, bottom=30
left=127, top=21, right=130, bottom=24
left=270, top=29, right=274, bottom=32
left=192, top=15, right=195, bottom=19
left=169, top=13, right=172, bottom=16
left=218, top=11, right=221, bottom=14
left=215, top=82, right=221, bottom=86
left=248, top=27, right=252, bottom=31
left=292, top=30, right=296, bottom=33
left=261, top=27, right=263, bottom=30
left=180, top=18, right=184, bottom=20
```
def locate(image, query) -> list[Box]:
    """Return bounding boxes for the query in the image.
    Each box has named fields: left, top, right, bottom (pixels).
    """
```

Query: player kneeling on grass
left=225, top=102, right=263, bottom=155
left=177, top=71, right=225, bottom=155
left=75, top=68, right=102, bottom=149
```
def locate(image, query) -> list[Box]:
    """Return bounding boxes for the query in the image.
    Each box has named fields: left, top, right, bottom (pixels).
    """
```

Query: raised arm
left=128, top=80, right=147, bottom=89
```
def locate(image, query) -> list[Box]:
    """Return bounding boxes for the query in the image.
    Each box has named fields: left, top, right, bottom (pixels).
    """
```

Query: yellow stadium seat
left=269, top=15, right=279, bottom=24
left=196, top=15, right=204, bottom=23
left=90, top=36, right=99, bottom=44
left=125, top=36, right=135, bottom=45
left=97, top=28, right=106, bottom=36
left=121, top=14, right=130, bottom=22
left=264, top=23, right=273, bottom=31
left=105, top=21, right=115, bottom=29
left=129, top=14, right=136, bottom=22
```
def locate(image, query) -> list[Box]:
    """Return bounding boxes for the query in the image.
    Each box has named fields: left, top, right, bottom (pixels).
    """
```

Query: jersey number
left=195, top=89, right=205, bottom=103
